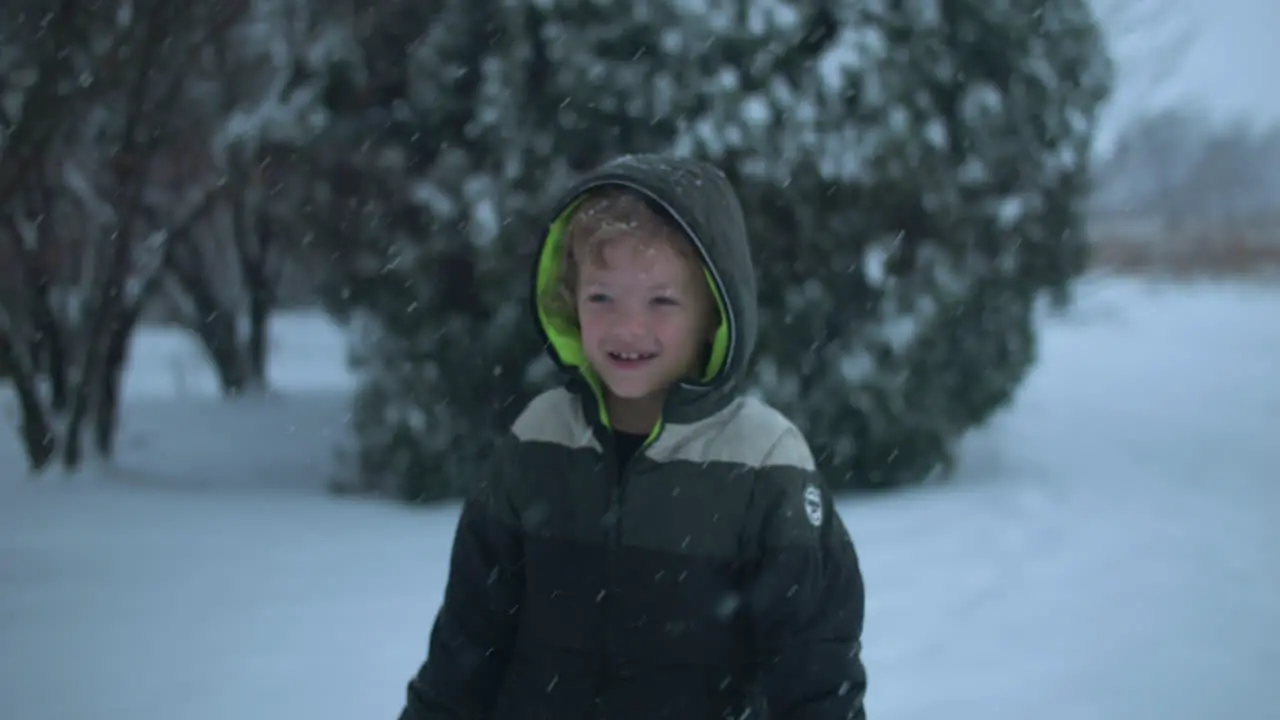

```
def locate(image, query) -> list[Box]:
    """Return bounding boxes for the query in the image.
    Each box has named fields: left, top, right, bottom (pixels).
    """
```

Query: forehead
left=577, top=236, right=701, bottom=285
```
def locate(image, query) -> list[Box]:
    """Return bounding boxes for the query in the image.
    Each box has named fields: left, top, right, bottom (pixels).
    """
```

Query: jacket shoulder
left=509, top=386, right=598, bottom=450
left=649, top=395, right=814, bottom=470
left=734, top=397, right=816, bottom=471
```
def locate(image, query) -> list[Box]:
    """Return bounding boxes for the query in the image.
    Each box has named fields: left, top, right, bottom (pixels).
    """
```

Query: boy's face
left=575, top=235, right=715, bottom=408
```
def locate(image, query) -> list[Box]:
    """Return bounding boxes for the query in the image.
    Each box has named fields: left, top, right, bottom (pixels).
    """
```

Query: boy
left=399, top=154, right=868, bottom=719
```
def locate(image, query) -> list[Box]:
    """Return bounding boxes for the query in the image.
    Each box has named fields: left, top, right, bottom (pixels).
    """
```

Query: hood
left=531, top=154, right=758, bottom=428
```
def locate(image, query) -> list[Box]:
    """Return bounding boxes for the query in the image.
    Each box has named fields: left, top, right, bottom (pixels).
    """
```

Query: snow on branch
left=127, top=182, right=225, bottom=309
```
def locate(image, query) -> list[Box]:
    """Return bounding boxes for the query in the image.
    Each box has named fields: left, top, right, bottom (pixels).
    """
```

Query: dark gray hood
left=531, top=154, right=758, bottom=425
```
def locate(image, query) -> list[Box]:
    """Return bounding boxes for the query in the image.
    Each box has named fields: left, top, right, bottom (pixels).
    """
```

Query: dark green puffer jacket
left=400, top=154, right=868, bottom=720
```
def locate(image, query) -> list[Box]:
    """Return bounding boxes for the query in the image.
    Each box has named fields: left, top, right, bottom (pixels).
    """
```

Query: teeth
left=613, top=352, right=648, bottom=360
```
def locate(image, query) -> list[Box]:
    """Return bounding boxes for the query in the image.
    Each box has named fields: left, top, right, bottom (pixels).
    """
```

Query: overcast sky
left=1093, top=0, right=1279, bottom=153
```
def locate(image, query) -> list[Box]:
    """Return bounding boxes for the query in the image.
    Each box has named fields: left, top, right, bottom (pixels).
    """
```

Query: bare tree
left=1098, top=110, right=1279, bottom=226
left=0, top=0, right=249, bottom=472
left=0, top=2, right=134, bottom=470
left=62, top=1, right=253, bottom=466
left=1094, top=108, right=1209, bottom=223
left=1187, top=123, right=1279, bottom=224
left=155, top=0, right=331, bottom=396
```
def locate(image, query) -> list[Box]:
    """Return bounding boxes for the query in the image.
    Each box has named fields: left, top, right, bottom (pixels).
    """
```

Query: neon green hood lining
left=535, top=198, right=731, bottom=438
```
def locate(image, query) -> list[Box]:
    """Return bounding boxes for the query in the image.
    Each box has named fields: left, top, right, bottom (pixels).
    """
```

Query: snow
left=3, top=278, right=1280, bottom=719
left=116, top=310, right=350, bottom=400
left=740, top=93, right=773, bottom=129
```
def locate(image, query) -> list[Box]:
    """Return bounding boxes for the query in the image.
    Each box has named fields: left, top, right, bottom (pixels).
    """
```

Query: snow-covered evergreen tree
left=307, top=0, right=1112, bottom=500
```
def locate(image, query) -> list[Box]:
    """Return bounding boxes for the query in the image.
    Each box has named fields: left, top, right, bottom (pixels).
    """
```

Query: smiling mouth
left=608, top=351, right=657, bottom=363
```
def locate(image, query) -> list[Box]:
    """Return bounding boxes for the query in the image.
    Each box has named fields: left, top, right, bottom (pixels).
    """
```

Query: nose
left=612, top=301, right=649, bottom=340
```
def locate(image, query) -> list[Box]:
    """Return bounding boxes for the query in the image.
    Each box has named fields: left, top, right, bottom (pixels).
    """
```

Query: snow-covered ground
left=2, top=278, right=1279, bottom=720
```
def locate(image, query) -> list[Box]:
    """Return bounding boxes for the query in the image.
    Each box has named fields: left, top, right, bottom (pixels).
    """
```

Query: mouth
left=606, top=350, right=657, bottom=369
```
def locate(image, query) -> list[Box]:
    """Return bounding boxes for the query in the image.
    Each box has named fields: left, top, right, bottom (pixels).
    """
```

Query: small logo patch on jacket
left=802, top=484, right=823, bottom=527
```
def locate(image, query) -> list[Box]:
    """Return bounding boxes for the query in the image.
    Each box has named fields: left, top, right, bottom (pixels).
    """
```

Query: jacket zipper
left=598, top=431, right=622, bottom=720
left=598, top=427, right=658, bottom=719
left=586, top=376, right=669, bottom=718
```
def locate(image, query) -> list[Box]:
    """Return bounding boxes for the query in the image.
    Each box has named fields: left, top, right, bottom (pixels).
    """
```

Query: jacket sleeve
left=399, top=436, right=524, bottom=720
left=742, top=427, right=868, bottom=720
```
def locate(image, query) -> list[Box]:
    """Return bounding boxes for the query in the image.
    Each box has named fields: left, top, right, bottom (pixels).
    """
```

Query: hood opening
left=534, top=192, right=732, bottom=433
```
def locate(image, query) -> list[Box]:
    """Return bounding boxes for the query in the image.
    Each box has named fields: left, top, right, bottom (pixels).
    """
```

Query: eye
left=584, top=292, right=611, bottom=304
left=651, top=296, right=680, bottom=307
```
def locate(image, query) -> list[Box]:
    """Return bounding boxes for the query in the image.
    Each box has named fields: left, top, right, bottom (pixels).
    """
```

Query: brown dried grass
left=1089, top=217, right=1280, bottom=279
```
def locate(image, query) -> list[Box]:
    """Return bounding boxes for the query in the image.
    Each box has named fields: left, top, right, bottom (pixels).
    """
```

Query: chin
left=602, top=382, right=659, bottom=401
left=595, top=372, right=660, bottom=399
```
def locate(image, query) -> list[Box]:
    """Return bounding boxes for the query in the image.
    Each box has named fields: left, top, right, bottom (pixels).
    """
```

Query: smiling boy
left=399, top=154, right=868, bottom=720
left=553, top=186, right=719, bottom=441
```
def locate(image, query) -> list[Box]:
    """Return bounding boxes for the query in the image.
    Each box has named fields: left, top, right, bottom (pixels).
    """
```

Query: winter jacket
left=399, top=154, right=868, bottom=720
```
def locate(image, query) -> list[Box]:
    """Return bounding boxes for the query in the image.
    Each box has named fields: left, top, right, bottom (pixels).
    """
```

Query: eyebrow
left=582, top=281, right=680, bottom=293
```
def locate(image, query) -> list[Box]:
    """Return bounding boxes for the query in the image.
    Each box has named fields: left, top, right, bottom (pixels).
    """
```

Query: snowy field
left=2, top=278, right=1279, bottom=720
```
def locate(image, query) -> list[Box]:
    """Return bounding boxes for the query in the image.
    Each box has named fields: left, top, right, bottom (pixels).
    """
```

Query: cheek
left=575, top=303, right=604, bottom=340
left=656, top=313, right=701, bottom=349
left=685, top=297, right=716, bottom=342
